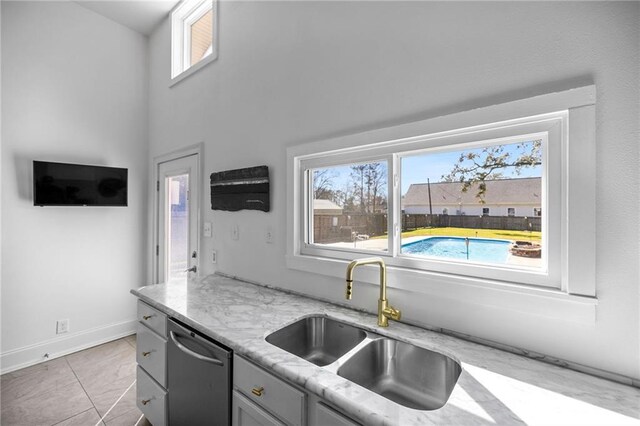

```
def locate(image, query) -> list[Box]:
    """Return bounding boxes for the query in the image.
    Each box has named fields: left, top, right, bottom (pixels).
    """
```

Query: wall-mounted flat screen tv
left=33, top=161, right=128, bottom=206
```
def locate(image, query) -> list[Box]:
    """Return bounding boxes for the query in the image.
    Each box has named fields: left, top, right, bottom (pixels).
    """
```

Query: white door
left=157, top=154, right=199, bottom=283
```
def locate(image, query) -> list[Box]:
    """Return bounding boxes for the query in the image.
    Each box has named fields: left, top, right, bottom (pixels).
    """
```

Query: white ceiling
left=75, top=1, right=179, bottom=36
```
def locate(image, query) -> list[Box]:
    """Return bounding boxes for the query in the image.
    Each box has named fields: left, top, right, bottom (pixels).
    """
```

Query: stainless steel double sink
left=265, top=316, right=461, bottom=411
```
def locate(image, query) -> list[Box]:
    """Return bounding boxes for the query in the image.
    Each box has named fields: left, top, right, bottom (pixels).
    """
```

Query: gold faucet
left=345, top=257, right=401, bottom=327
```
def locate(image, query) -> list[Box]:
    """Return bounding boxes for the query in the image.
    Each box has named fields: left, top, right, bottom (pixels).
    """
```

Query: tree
left=350, top=163, right=387, bottom=213
left=350, top=165, right=367, bottom=212
left=313, top=169, right=337, bottom=200
left=441, top=140, right=541, bottom=201
left=336, top=182, right=356, bottom=211
left=364, top=163, right=387, bottom=213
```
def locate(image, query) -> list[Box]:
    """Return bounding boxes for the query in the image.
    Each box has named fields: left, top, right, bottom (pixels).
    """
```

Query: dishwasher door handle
left=169, top=331, right=224, bottom=366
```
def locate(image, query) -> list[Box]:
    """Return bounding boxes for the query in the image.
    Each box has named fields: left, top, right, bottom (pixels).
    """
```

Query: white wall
left=147, top=2, right=639, bottom=379
left=1, top=1, right=148, bottom=372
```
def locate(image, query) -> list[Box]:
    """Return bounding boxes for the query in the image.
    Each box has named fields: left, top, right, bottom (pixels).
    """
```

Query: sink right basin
left=337, top=338, right=461, bottom=410
left=265, top=316, right=367, bottom=367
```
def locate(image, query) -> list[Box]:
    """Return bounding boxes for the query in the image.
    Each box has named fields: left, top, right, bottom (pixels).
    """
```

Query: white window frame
left=299, top=121, right=556, bottom=288
left=287, top=87, right=597, bottom=322
left=171, top=0, right=218, bottom=85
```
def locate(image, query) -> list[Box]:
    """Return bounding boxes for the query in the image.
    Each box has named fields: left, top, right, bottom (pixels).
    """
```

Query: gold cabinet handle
left=142, top=351, right=151, bottom=357
left=141, top=399, right=151, bottom=405
left=251, top=386, right=264, bottom=397
left=142, top=315, right=153, bottom=320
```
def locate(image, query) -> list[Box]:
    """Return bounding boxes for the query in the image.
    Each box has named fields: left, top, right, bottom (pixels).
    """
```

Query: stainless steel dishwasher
left=167, top=318, right=232, bottom=425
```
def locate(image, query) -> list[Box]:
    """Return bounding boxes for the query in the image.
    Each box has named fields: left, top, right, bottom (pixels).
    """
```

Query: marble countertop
left=132, top=275, right=640, bottom=425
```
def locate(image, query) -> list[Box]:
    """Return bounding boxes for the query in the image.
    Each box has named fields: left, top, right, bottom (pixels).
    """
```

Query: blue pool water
left=401, top=237, right=511, bottom=263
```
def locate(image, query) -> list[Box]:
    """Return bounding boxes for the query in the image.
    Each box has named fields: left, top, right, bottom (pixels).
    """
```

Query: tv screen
left=33, top=161, right=128, bottom=206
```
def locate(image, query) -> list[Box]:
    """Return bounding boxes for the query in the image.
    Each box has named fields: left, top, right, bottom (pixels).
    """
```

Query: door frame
left=151, top=143, right=203, bottom=284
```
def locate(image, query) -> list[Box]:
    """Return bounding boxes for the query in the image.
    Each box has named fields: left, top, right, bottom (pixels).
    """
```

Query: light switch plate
left=203, top=222, right=212, bottom=237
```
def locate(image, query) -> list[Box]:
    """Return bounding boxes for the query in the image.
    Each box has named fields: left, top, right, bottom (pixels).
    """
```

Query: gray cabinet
left=233, top=355, right=360, bottom=426
left=137, top=366, right=167, bottom=426
left=137, top=299, right=167, bottom=336
left=136, top=299, right=359, bottom=426
left=137, top=324, right=167, bottom=387
left=136, top=300, right=168, bottom=426
left=312, top=402, right=359, bottom=426
left=232, top=390, right=284, bottom=426
left=234, top=356, right=305, bottom=425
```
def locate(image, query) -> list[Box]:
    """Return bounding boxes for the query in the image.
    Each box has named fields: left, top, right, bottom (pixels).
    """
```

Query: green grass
left=375, top=227, right=541, bottom=242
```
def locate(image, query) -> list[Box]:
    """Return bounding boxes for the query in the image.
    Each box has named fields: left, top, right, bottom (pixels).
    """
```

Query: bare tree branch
left=441, top=140, right=542, bottom=202
left=313, top=169, right=337, bottom=200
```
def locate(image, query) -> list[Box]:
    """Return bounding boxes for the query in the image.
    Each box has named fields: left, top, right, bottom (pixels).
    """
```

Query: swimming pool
left=401, top=237, right=511, bottom=263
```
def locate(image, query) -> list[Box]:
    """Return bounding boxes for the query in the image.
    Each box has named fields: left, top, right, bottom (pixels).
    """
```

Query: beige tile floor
left=1, top=335, right=152, bottom=426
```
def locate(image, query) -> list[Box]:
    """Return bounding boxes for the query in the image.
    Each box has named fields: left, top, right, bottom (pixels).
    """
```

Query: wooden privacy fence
left=313, top=213, right=387, bottom=244
left=313, top=213, right=541, bottom=244
left=402, top=214, right=542, bottom=232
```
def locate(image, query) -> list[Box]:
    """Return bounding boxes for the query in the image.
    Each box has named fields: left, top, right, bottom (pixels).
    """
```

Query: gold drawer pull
left=142, top=315, right=153, bottom=320
left=141, top=398, right=151, bottom=405
left=142, top=351, right=151, bottom=357
left=251, top=386, right=264, bottom=397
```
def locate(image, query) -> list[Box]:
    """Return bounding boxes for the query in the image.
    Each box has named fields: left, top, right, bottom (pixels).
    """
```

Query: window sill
left=285, top=254, right=597, bottom=325
left=170, top=53, right=216, bottom=88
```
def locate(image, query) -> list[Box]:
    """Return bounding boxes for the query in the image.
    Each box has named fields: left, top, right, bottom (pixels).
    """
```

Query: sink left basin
left=266, top=316, right=367, bottom=366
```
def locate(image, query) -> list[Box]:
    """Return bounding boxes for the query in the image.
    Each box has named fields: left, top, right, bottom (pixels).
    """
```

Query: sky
left=314, top=140, right=542, bottom=197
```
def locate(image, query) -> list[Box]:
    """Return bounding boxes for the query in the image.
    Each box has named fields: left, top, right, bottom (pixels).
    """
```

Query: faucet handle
left=345, top=279, right=353, bottom=300
left=382, top=305, right=401, bottom=321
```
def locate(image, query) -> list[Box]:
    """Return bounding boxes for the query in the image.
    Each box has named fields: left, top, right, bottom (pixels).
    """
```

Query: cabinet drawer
left=316, top=403, right=359, bottom=426
left=137, top=324, right=167, bottom=387
left=234, top=356, right=305, bottom=426
left=137, top=300, right=167, bottom=337
left=233, top=390, right=285, bottom=426
left=137, top=366, right=166, bottom=426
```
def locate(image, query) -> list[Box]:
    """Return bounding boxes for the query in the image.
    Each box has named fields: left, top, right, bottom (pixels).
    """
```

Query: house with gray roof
left=402, top=177, right=541, bottom=217
left=313, top=199, right=343, bottom=215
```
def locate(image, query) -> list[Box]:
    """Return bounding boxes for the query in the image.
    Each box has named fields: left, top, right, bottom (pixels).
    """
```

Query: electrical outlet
left=231, top=225, right=239, bottom=241
left=56, top=319, right=69, bottom=334
left=266, top=226, right=274, bottom=244
left=212, top=250, right=217, bottom=264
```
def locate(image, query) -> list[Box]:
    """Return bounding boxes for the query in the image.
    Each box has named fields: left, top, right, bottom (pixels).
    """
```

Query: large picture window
left=288, top=87, right=596, bottom=303
left=300, top=128, right=552, bottom=287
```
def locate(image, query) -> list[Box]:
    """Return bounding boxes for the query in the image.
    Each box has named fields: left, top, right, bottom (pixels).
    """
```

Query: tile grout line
left=49, top=407, right=97, bottom=426
left=66, top=338, right=137, bottom=423
left=94, top=379, right=136, bottom=426
left=3, top=339, right=136, bottom=426
left=134, top=413, right=145, bottom=426
left=61, top=357, right=104, bottom=425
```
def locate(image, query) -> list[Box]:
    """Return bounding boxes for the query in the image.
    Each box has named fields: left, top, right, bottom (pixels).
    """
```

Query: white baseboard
left=0, top=319, right=137, bottom=375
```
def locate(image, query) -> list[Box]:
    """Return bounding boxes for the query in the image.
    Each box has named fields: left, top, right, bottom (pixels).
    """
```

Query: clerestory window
left=171, top=0, right=218, bottom=84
